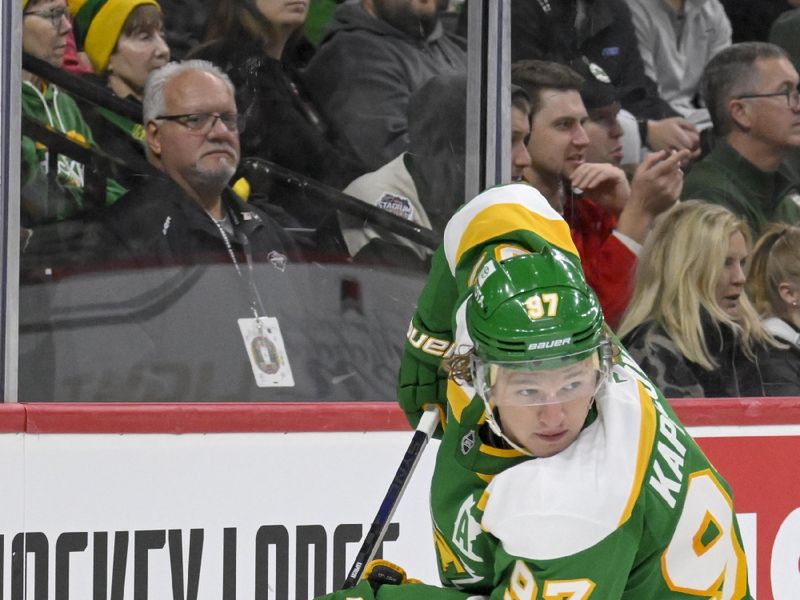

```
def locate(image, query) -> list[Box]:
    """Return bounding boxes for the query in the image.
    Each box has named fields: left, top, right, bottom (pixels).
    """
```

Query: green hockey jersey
left=318, top=184, right=750, bottom=599
left=322, top=355, right=750, bottom=599
left=482, top=351, right=749, bottom=598
left=406, top=183, right=750, bottom=598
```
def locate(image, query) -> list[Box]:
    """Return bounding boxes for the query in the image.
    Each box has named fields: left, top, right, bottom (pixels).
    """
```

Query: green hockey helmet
left=467, top=247, right=610, bottom=411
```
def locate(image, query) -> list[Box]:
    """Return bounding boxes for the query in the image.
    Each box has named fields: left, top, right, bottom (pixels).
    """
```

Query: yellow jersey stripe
left=475, top=472, right=495, bottom=484
left=618, top=381, right=658, bottom=526
left=448, top=379, right=472, bottom=424
left=479, top=443, right=525, bottom=458
left=477, top=489, right=490, bottom=512
left=454, top=203, right=577, bottom=267
left=443, top=184, right=572, bottom=273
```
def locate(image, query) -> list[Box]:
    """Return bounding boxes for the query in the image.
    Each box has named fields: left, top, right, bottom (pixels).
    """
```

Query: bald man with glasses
left=683, top=42, right=800, bottom=237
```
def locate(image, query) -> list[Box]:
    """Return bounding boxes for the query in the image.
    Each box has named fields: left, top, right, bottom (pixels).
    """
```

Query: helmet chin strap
left=483, top=386, right=603, bottom=459
left=487, top=409, right=534, bottom=456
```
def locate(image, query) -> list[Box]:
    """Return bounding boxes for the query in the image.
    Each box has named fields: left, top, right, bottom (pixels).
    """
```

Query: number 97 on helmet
left=466, top=247, right=612, bottom=457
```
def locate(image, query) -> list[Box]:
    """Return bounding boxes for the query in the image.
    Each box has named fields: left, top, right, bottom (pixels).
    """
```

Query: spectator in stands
left=302, top=0, right=467, bottom=172
left=21, top=0, right=125, bottom=226
left=154, top=0, right=210, bottom=59
left=70, top=0, right=170, bottom=181
left=769, top=7, right=800, bottom=71
left=624, top=0, right=731, bottom=131
left=92, top=61, right=304, bottom=398
left=71, top=0, right=169, bottom=102
left=189, top=0, right=363, bottom=227
left=97, top=60, right=294, bottom=269
left=581, top=75, right=625, bottom=168
left=492, top=0, right=701, bottom=158
left=337, top=73, right=463, bottom=267
left=748, top=224, right=800, bottom=365
left=767, top=7, right=800, bottom=177
left=337, top=75, right=530, bottom=268
left=512, top=59, right=687, bottom=328
left=62, top=17, right=92, bottom=74
left=720, top=0, right=798, bottom=44
left=162, top=0, right=312, bottom=63
left=682, top=42, right=800, bottom=237
left=619, top=201, right=798, bottom=397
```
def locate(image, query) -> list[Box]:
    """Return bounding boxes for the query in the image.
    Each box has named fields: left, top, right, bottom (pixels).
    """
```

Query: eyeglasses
left=23, top=6, right=70, bottom=28
left=154, top=112, right=246, bottom=134
left=734, top=88, right=800, bottom=110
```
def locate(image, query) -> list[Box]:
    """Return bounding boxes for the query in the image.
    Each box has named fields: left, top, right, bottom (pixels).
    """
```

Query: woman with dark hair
left=190, top=0, right=364, bottom=226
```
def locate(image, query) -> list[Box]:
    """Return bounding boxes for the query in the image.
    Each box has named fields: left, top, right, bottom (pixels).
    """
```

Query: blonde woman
left=618, top=201, right=797, bottom=397
left=748, top=224, right=800, bottom=362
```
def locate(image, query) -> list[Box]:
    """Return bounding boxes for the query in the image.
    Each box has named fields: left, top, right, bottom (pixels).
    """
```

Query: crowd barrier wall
left=0, top=399, right=798, bottom=599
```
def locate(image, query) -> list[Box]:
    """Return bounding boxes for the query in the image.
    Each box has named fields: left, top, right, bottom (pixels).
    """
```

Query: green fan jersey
left=21, top=81, right=126, bottom=223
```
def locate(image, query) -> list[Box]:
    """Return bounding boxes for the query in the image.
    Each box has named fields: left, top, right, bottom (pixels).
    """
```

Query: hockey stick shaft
left=341, top=407, right=440, bottom=589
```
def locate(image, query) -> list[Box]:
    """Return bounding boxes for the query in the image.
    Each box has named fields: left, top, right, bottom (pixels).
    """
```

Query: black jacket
left=622, top=312, right=800, bottom=398
left=81, top=172, right=318, bottom=401
left=508, top=0, right=678, bottom=121
left=190, top=37, right=364, bottom=190
left=97, top=172, right=295, bottom=270
left=76, top=84, right=151, bottom=190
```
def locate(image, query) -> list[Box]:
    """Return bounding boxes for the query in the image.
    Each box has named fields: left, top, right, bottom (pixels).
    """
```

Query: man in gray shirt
left=303, top=0, right=467, bottom=172
left=625, top=0, right=732, bottom=130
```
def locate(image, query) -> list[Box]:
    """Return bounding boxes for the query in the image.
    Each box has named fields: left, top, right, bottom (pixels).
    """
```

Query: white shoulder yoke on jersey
left=442, top=183, right=575, bottom=275
left=481, top=364, right=657, bottom=560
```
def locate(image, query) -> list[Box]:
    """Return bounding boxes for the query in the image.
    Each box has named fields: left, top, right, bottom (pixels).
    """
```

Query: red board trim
left=0, top=397, right=797, bottom=434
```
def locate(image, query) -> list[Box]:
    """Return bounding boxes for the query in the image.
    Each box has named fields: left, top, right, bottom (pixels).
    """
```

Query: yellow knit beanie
left=69, top=0, right=160, bottom=73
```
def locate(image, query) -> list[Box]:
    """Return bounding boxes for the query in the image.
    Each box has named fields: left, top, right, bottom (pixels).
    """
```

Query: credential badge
left=268, top=250, right=287, bottom=272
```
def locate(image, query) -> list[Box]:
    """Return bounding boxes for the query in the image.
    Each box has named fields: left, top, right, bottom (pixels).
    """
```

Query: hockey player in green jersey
left=429, top=243, right=751, bottom=599
left=316, top=183, right=751, bottom=599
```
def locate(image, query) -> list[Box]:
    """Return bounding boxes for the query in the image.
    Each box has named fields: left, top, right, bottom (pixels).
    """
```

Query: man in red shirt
left=513, top=58, right=688, bottom=328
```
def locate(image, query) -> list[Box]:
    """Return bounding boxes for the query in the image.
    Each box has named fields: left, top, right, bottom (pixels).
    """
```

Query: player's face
left=493, top=358, right=597, bottom=457
left=715, top=231, right=748, bottom=318
left=584, top=102, right=624, bottom=166
left=524, top=89, right=589, bottom=184
left=511, top=105, right=532, bottom=180
left=22, top=0, right=72, bottom=68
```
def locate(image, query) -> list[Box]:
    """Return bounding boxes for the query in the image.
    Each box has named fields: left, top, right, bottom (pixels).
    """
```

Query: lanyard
left=208, top=212, right=269, bottom=322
